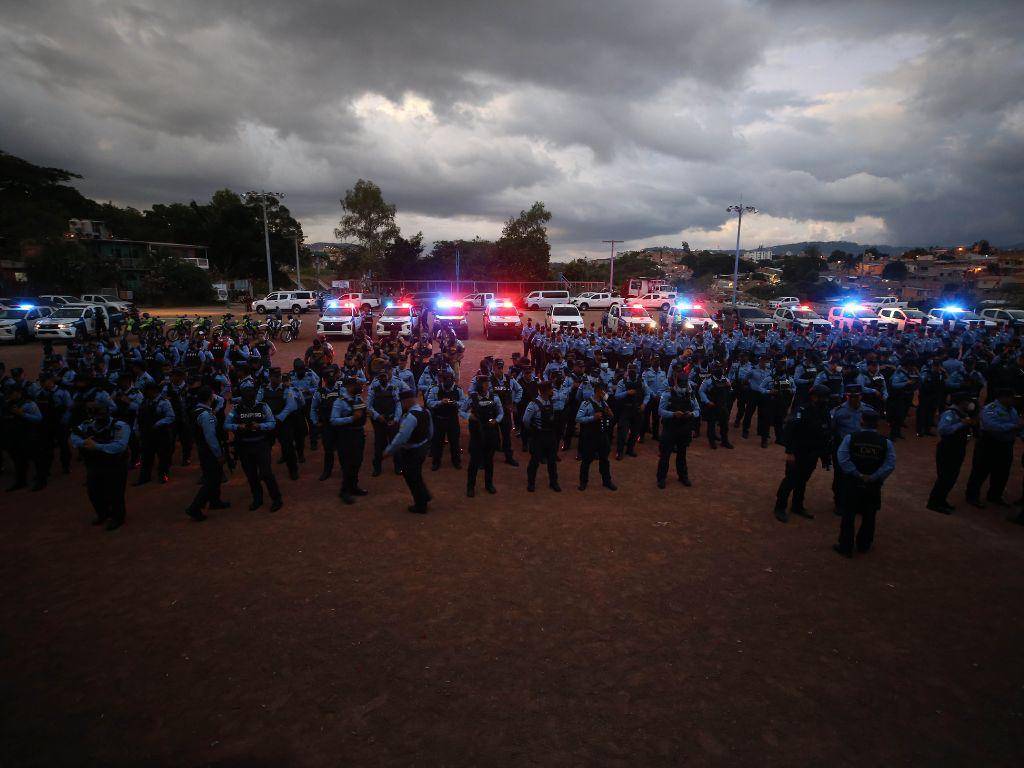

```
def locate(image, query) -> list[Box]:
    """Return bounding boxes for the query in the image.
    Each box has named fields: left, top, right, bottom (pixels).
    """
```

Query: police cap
left=810, top=384, right=832, bottom=398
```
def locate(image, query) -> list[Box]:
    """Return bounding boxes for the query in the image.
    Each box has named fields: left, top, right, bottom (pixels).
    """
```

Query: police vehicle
left=977, top=307, right=1024, bottom=328
left=731, top=305, right=777, bottom=331
left=0, top=304, right=53, bottom=343
left=545, top=303, right=585, bottom=331
left=432, top=298, right=470, bottom=340
left=374, top=303, right=420, bottom=338
left=252, top=291, right=318, bottom=314
left=38, top=294, right=81, bottom=307
left=482, top=300, right=523, bottom=339
left=827, top=303, right=898, bottom=332
left=34, top=303, right=113, bottom=340
left=316, top=302, right=363, bottom=339
left=570, top=291, right=622, bottom=311
left=79, top=293, right=133, bottom=312
left=461, top=292, right=495, bottom=310
left=633, top=291, right=678, bottom=312
left=336, top=292, right=381, bottom=311
left=606, top=304, right=658, bottom=332
left=925, top=306, right=993, bottom=330
left=664, top=302, right=719, bottom=333
left=877, top=306, right=929, bottom=330
left=772, top=304, right=832, bottom=331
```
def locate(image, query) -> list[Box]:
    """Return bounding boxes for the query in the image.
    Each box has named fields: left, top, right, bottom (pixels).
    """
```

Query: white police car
left=432, top=298, right=470, bottom=340
left=0, top=304, right=52, bottom=343
left=374, top=303, right=420, bottom=338
left=316, top=302, right=363, bottom=339
left=664, top=302, right=719, bottom=333
left=545, top=304, right=585, bottom=331
left=607, top=304, right=658, bottom=332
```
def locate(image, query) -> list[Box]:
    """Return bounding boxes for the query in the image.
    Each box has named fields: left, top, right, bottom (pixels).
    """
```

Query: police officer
left=164, top=368, right=194, bottom=465
left=384, top=388, right=433, bottom=514
left=3, top=385, right=43, bottom=492
left=33, top=373, right=73, bottom=488
left=367, top=364, right=402, bottom=477
left=699, top=363, right=734, bottom=449
left=332, top=376, right=369, bottom=505
left=462, top=375, right=502, bottom=497
left=964, top=388, right=1022, bottom=508
left=311, top=365, right=340, bottom=480
left=225, top=382, right=283, bottom=512
left=830, top=385, right=877, bottom=510
left=491, top=359, right=521, bottom=466
left=259, top=367, right=300, bottom=480
left=927, top=391, right=976, bottom=514
left=834, top=412, right=896, bottom=557
left=575, top=379, right=617, bottom=492
left=774, top=384, right=832, bottom=523
left=185, top=386, right=231, bottom=521
left=427, top=369, right=463, bottom=471
left=656, top=369, right=699, bottom=489
left=523, top=379, right=561, bottom=493
left=614, top=363, right=648, bottom=460
left=70, top=400, right=131, bottom=530
left=134, top=380, right=175, bottom=485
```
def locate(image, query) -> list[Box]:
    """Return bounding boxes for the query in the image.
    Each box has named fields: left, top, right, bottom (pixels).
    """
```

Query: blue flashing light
left=436, top=298, right=457, bottom=309
left=384, top=300, right=394, bottom=308
left=18, top=304, right=34, bottom=310
left=327, top=300, right=340, bottom=309
left=842, top=302, right=863, bottom=312
left=941, top=305, right=964, bottom=313
left=675, top=302, right=692, bottom=311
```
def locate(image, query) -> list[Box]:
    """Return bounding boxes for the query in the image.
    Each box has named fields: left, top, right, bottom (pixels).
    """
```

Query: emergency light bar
left=327, top=300, right=340, bottom=308
left=675, top=302, right=691, bottom=310
left=18, top=304, right=34, bottom=310
left=941, top=305, right=964, bottom=313
left=798, top=305, right=811, bottom=311
left=842, top=302, right=863, bottom=311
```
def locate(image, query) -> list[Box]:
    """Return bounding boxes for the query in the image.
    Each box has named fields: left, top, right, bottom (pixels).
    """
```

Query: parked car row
left=0, top=295, right=125, bottom=343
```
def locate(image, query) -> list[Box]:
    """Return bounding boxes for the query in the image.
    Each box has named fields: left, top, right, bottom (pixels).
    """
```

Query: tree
left=782, top=256, right=826, bottom=284
left=803, top=245, right=823, bottom=260
left=381, top=233, right=425, bottom=279
left=136, top=255, right=215, bottom=306
left=972, top=239, right=992, bottom=255
left=496, top=202, right=552, bottom=281
left=335, top=179, right=400, bottom=277
left=881, top=261, right=909, bottom=281
left=26, top=240, right=118, bottom=294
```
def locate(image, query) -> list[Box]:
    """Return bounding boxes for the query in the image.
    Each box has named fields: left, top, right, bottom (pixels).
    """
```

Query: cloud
left=0, top=0, right=1022, bottom=253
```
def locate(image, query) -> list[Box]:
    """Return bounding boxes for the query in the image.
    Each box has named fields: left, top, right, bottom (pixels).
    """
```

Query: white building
left=744, top=244, right=774, bottom=262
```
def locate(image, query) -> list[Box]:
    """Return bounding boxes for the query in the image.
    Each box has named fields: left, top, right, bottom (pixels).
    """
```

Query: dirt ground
left=1, top=308, right=1023, bottom=767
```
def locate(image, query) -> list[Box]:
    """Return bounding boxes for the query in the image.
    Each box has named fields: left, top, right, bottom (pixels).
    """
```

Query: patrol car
left=0, top=304, right=53, bottom=343
left=877, top=306, right=929, bottom=330
left=461, top=292, right=496, bottom=310
left=336, top=292, right=381, bottom=311
left=827, top=304, right=898, bottom=332
left=977, top=307, right=1024, bottom=328
left=606, top=304, right=658, bottom=332
left=38, top=294, right=81, bottom=307
left=664, top=302, right=719, bottom=333
left=252, top=290, right=318, bottom=314
left=482, top=300, right=523, bottom=339
left=772, top=305, right=832, bottom=331
left=374, top=303, right=420, bottom=338
left=432, top=298, right=470, bottom=340
left=925, top=306, right=993, bottom=330
left=80, top=293, right=133, bottom=312
left=731, top=305, right=777, bottom=331
left=34, top=303, right=113, bottom=340
left=316, top=302, right=363, bottom=339
left=545, top=304, right=585, bottom=331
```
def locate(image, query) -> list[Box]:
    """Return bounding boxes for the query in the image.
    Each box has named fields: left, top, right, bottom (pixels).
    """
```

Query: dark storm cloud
left=1, top=0, right=1023, bottom=249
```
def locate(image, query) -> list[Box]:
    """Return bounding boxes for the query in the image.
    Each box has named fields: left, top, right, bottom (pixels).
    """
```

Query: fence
left=365, top=279, right=609, bottom=297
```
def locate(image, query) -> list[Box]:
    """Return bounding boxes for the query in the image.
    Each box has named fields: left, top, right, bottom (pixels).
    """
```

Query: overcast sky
left=2, top=0, right=1023, bottom=256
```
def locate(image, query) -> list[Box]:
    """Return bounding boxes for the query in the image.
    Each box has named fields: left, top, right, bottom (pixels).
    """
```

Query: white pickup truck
left=80, top=293, right=133, bottom=312
left=570, top=291, right=622, bottom=311
left=34, top=303, right=116, bottom=340
left=861, top=296, right=907, bottom=312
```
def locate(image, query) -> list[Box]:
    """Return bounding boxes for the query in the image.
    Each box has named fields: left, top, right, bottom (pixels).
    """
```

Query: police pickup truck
left=34, top=303, right=118, bottom=341
left=0, top=304, right=53, bottom=343
left=316, top=302, right=363, bottom=339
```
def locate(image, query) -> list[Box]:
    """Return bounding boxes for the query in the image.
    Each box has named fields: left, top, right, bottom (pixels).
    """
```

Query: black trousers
left=888, top=392, right=909, bottom=437
left=704, top=403, right=731, bottom=446
left=337, top=428, right=366, bottom=494
left=643, top=396, right=661, bottom=440
left=274, top=419, right=298, bottom=472
left=371, top=420, right=400, bottom=473
left=616, top=406, right=642, bottom=455
left=175, top=417, right=194, bottom=463
left=965, top=436, right=1013, bottom=502
left=527, top=430, right=559, bottom=486
left=732, top=389, right=748, bottom=425
left=837, top=478, right=882, bottom=552
left=657, top=425, right=691, bottom=482
left=237, top=440, right=281, bottom=503
left=467, top=427, right=498, bottom=489
left=916, top=391, right=939, bottom=434
left=289, top=411, right=307, bottom=460
left=497, top=402, right=515, bottom=459
left=579, top=433, right=612, bottom=486
left=562, top=400, right=579, bottom=449
left=85, top=460, right=128, bottom=524
left=188, top=451, right=223, bottom=512
left=401, top=444, right=431, bottom=511
left=430, top=415, right=461, bottom=466
left=928, top=439, right=967, bottom=506
left=138, top=427, right=173, bottom=481
left=320, top=423, right=336, bottom=475
left=742, top=392, right=760, bottom=433
left=775, top=452, right=819, bottom=511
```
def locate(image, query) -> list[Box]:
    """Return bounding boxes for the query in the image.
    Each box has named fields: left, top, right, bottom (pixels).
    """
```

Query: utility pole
left=726, top=203, right=758, bottom=307
left=602, top=239, right=623, bottom=292
left=292, top=235, right=302, bottom=289
left=245, top=190, right=285, bottom=293
left=455, top=247, right=461, bottom=291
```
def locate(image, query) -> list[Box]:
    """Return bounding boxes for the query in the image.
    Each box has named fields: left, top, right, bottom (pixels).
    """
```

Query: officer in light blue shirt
left=964, top=388, right=1023, bottom=507
left=385, top=388, right=433, bottom=513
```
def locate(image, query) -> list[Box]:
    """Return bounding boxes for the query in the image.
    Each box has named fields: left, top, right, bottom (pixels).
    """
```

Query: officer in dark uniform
left=656, top=369, right=699, bottom=489
left=575, top=379, right=617, bottom=492
left=523, top=379, right=560, bottom=492
left=225, top=382, right=283, bottom=511
left=698, top=363, right=734, bottom=449
left=331, top=376, right=369, bottom=505
left=33, top=373, right=71, bottom=489
left=773, top=384, right=832, bottom=522
left=491, top=359, right=520, bottom=466
left=185, top=386, right=231, bottom=521
left=70, top=401, right=131, bottom=530
left=926, top=391, right=976, bottom=514
left=834, top=412, right=896, bottom=557
left=427, top=370, right=463, bottom=471
left=384, top=388, right=433, bottom=514
left=367, top=364, right=402, bottom=477
left=462, top=375, right=502, bottom=497
left=134, top=380, right=175, bottom=485
left=3, top=385, right=43, bottom=491
left=311, top=365, right=340, bottom=481
left=614, top=363, right=647, bottom=460
left=259, top=367, right=300, bottom=480
left=164, top=368, right=194, bottom=465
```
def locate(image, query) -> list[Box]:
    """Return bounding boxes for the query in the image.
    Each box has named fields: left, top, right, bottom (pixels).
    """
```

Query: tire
left=255, top=305, right=266, bottom=314
left=280, top=329, right=294, bottom=343
left=166, top=328, right=179, bottom=342
left=660, top=303, right=670, bottom=312
left=291, top=305, right=302, bottom=314
left=578, top=303, right=589, bottom=311
left=529, top=304, right=539, bottom=311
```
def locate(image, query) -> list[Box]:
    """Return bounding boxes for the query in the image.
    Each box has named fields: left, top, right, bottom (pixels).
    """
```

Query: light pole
left=245, top=190, right=284, bottom=293
left=726, top=203, right=757, bottom=307
left=292, top=235, right=303, bottom=289
left=602, top=239, right=623, bottom=292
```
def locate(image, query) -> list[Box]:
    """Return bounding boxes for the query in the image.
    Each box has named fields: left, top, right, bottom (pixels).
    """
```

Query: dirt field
left=1, top=308, right=1022, bottom=767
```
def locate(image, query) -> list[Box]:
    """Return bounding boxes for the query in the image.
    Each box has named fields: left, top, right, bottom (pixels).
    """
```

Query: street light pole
left=726, top=203, right=758, bottom=307
left=245, top=190, right=285, bottom=293
left=292, top=235, right=302, bottom=289
left=602, top=239, right=623, bottom=292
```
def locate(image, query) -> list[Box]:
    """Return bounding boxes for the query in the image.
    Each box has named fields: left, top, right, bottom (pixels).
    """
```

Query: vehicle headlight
left=57, top=323, right=69, bottom=329
left=684, top=321, right=695, bottom=329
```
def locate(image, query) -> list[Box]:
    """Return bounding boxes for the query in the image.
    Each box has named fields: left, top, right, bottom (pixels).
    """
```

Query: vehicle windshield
left=576, top=293, right=593, bottom=299
left=323, top=306, right=354, bottom=318
left=622, top=307, right=648, bottom=317
left=792, top=310, right=821, bottom=319
left=51, top=308, right=84, bottom=319
left=688, top=308, right=711, bottom=319
left=959, top=311, right=983, bottom=321
left=487, top=306, right=519, bottom=317
left=382, top=307, right=412, bottom=318
left=736, top=308, right=768, bottom=318
left=903, top=310, right=928, bottom=319
left=0, top=309, right=28, bottom=320
left=553, top=307, right=581, bottom=318
left=1004, top=310, right=1024, bottom=319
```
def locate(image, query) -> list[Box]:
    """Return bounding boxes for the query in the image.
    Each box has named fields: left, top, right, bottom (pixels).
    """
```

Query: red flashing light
left=692, top=303, right=702, bottom=309
left=798, top=305, right=810, bottom=311
left=397, top=303, right=410, bottom=309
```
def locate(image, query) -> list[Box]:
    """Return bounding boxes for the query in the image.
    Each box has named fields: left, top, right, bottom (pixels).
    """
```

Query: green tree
left=136, top=255, right=215, bottom=306
left=782, top=256, right=826, bottom=283
left=496, top=202, right=552, bottom=280
left=381, top=232, right=425, bottom=279
left=335, top=179, right=400, bottom=277
left=881, top=261, right=909, bottom=280
left=26, top=240, right=118, bottom=294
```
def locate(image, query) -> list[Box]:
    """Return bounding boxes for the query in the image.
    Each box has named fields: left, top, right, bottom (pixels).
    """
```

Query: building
left=743, top=244, right=774, bottom=262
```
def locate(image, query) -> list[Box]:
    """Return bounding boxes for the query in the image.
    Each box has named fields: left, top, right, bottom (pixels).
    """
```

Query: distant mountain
left=758, top=241, right=914, bottom=256
left=308, top=241, right=362, bottom=253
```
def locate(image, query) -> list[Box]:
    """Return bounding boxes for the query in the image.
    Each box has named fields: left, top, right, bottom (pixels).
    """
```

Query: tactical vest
left=620, top=377, right=645, bottom=408
left=234, top=404, right=269, bottom=443
left=262, top=386, right=286, bottom=414
left=183, top=349, right=201, bottom=371
left=191, top=406, right=215, bottom=457
left=318, top=388, right=339, bottom=425
left=108, top=349, right=124, bottom=373
left=492, top=375, right=513, bottom=404
left=410, top=408, right=430, bottom=444
left=825, top=370, right=844, bottom=395
left=373, top=383, right=397, bottom=418
left=939, top=408, right=970, bottom=448
left=137, top=398, right=165, bottom=433
left=520, top=378, right=538, bottom=405
left=434, top=386, right=460, bottom=419
left=472, top=394, right=498, bottom=428
left=581, top=398, right=613, bottom=438
left=847, top=430, right=887, bottom=475
left=76, top=419, right=126, bottom=466
left=535, top=399, right=555, bottom=432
